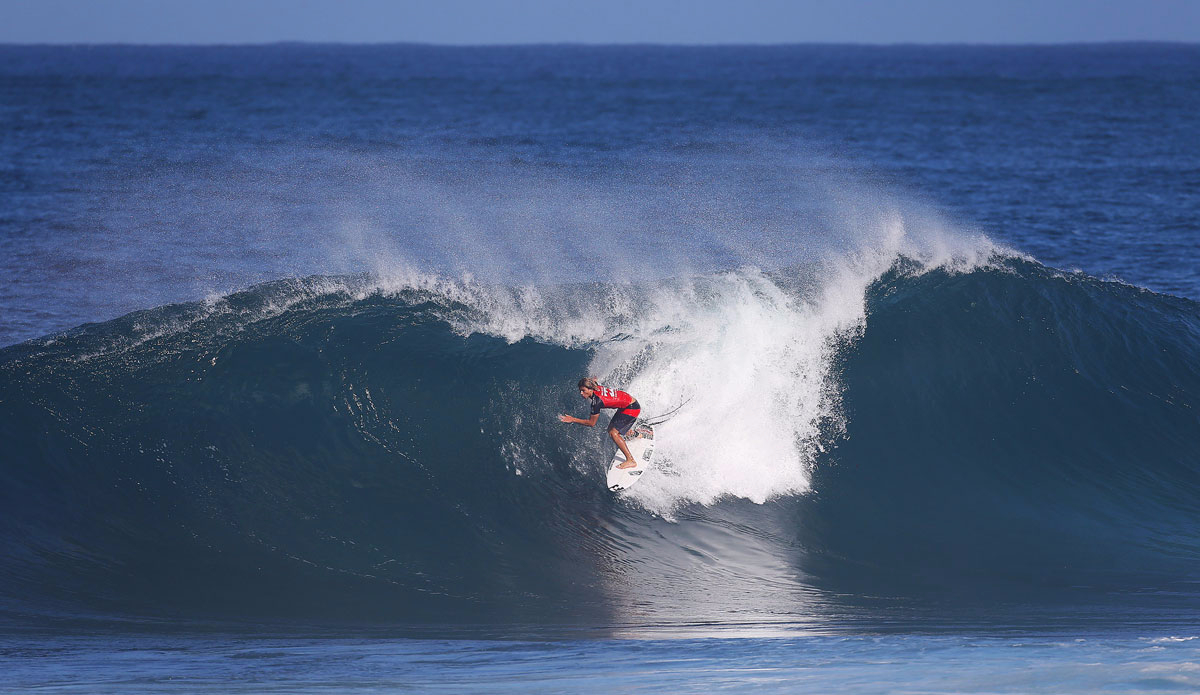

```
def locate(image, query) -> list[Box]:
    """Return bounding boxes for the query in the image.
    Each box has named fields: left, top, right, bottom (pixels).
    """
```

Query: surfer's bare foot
left=617, top=460, right=637, bottom=469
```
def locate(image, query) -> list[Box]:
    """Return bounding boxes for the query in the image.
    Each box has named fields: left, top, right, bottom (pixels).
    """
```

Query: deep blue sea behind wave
left=1, top=44, right=1199, bottom=693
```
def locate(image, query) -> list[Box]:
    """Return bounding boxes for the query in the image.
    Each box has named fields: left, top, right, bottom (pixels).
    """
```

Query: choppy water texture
left=1, top=43, right=1199, bottom=692
left=5, top=633, right=1200, bottom=695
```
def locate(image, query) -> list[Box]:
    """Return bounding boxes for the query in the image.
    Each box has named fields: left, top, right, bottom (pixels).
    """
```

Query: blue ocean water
left=2, top=44, right=1199, bottom=692
left=6, top=632, right=1200, bottom=694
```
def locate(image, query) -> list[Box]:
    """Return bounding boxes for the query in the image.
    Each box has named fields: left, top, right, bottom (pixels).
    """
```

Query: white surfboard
left=606, top=423, right=656, bottom=492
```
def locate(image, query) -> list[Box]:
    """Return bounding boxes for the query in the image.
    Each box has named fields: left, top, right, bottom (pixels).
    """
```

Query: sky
left=1, top=0, right=1198, bottom=45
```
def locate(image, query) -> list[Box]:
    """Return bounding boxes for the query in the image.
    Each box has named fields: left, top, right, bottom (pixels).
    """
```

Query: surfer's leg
left=611, top=427, right=638, bottom=469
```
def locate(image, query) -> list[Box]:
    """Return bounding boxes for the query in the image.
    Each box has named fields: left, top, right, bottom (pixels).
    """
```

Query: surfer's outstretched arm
left=559, top=413, right=599, bottom=427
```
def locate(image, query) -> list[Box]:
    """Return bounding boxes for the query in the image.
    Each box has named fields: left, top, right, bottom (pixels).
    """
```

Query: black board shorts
left=609, top=401, right=640, bottom=435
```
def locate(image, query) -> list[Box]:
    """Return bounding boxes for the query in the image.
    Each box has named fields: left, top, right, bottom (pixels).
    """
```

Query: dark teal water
left=1, top=44, right=1199, bottom=692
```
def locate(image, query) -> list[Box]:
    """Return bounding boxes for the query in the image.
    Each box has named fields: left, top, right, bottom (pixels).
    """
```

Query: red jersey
left=590, top=387, right=640, bottom=416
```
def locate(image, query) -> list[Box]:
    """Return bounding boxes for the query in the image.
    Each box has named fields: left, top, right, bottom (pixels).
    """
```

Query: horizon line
left=2, top=39, right=1197, bottom=49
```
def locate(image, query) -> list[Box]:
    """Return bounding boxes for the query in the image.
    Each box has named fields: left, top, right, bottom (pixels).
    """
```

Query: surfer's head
left=578, top=376, right=600, bottom=396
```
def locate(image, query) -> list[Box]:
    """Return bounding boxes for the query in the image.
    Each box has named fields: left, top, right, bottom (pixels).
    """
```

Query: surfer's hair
left=578, top=377, right=600, bottom=391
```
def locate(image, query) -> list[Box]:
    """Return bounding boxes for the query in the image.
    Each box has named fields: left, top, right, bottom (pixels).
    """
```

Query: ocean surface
left=1, top=43, right=1199, bottom=692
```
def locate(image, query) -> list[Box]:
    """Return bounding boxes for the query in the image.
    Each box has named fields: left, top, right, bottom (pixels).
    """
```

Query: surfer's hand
left=558, top=414, right=572, bottom=423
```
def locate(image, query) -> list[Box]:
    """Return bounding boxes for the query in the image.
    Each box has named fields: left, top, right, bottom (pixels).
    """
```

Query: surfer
left=559, top=377, right=642, bottom=469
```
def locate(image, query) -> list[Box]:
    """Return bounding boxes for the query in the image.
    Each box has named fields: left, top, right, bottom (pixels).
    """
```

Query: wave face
left=2, top=256, right=1200, bottom=628
left=809, top=261, right=1200, bottom=599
